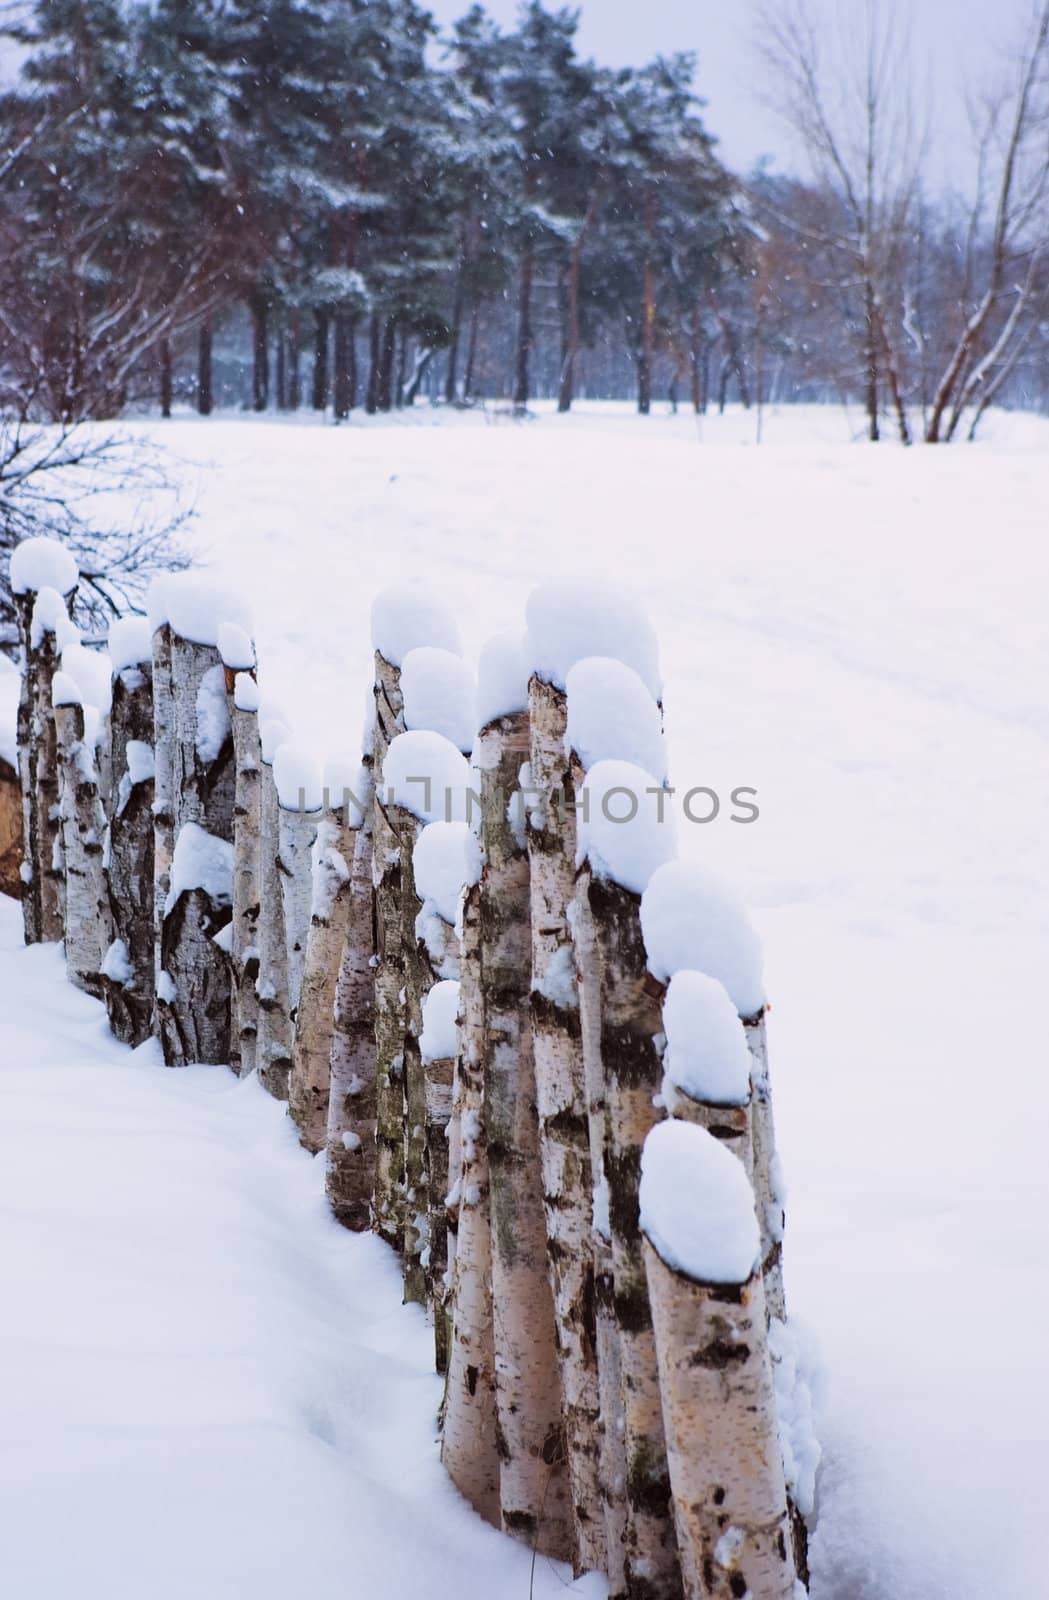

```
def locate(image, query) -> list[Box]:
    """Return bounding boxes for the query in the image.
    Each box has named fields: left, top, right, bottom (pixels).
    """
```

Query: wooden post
left=13, top=552, right=78, bottom=944
left=105, top=619, right=156, bottom=1046
left=255, top=713, right=293, bottom=1097
left=477, top=708, right=573, bottom=1563
left=325, top=778, right=377, bottom=1230
left=149, top=580, right=240, bottom=1067
left=640, top=1120, right=797, bottom=1600
left=53, top=675, right=111, bottom=996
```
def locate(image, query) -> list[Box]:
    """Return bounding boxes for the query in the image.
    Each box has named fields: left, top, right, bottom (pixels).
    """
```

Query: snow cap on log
left=420, top=978, right=460, bottom=1063
left=370, top=581, right=462, bottom=666
left=641, top=860, right=766, bottom=1018
left=525, top=578, right=661, bottom=698
left=164, top=821, right=234, bottom=914
left=476, top=628, right=529, bottom=728
left=577, top=758, right=677, bottom=895
left=51, top=670, right=83, bottom=707
left=61, top=640, right=113, bottom=719
left=323, top=752, right=373, bottom=828
left=663, top=971, right=752, bottom=1108
left=273, top=743, right=324, bottom=812
left=566, top=655, right=666, bottom=780
left=383, top=730, right=473, bottom=823
left=640, top=1119, right=760, bottom=1284
left=146, top=572, right=252, bottom=646
left=30, top=586, right=78, bottom=650
left=108, top=616, right=152, bottom=673
left=10, top=536, right=78, bottom=596
left=413, top=820, right=481, bottom=925
left=233, top=672, right=260, bottom=713
left=400, top=646, right=476, bottom=754
left=259, top=715, right=292, bottom=766
left=217, top=621, right=255, bottom=671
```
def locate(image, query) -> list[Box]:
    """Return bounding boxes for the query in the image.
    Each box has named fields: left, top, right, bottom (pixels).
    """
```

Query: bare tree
left=758, top=0, right=923, bottom=443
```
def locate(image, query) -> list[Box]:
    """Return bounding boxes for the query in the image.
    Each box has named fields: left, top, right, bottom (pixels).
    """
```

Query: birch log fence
left=11, top=539, right=820, bottom=1600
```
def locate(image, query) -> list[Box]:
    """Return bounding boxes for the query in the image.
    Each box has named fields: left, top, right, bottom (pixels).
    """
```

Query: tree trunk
left=478, top=711, right=574, bottom=1563
left=152, top=627, right=235, bottom=1066
left=275, top=325, right=287, bottom=411
left=525, top=681, right=604, bottom=1576
left=54, top=694, right=111, bottom=997
left=252, top=300, right=269, bottom=413
left=463, top=300, right=481, bottom=402
left=377, top=317, right=397, bottom=413
left=586, top=869, right=682, bottom=1597
left=333, top=313, right=354, bottom=422
left=228, top=672, right=261, bottom=1078
left=288, top=315, right=302, bottom=410
left=312, top=310, right=329, bottom=412
left=255, top=747, right=293, bottom=1097
left=445, top=268, right=464, bottom=402
left=638, top=191, right=656, bottom=416
left=371, top=651, right=407, bottom=1250
left=642, top=1238, right=796, bottom=1600
left=106, top=645, right=155, bottom=1045
left=197, top=322, right=213, bottom=416
left=513, top=247, right=534, bottom=411
left=441, top=879, right=501, bottom=1524
left=326, top=805, right=377, bottom=1229
left=15, top=583, right=74, bottom=944
left=160, top=338, right=173, bottom=419
left=365, top=313, right=381, bottom=414
left=864, top=278, right=880, bottom=442
left=278, top=799, right=320, bottom=1034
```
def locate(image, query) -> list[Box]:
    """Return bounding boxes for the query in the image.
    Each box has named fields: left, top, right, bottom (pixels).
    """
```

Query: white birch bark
left=278, top=798, right=320, bottom=1027
left=371, top=651, right=407, bottom=1252
left=106, top=649, right=155, bottom=1045
left=152, top=626, right=235, bottom=1067
left=478, top=712, right=573, bottom=1563
left=585, top=868, right=682, bottom=1599
left=15, top=587, right=72, bottom=944
left=53, top=692, right=111, bottom=996
left=289, top=807, right=354, bottom=1152
left=325, top=812, right=378, bottom=1230
left=642, top=1239, right=797, bottom=1600
left=397, top=805, right=429, bottom=1309
left=745, top=1014, right=786, bottom=1325
left=256, top=745, right=293, bottom=1098
left=572, top=867, right=628, bottom=1598
left=441, top=880, right=501, bottom=1525
left=228, top=674, right=261, bottom=1078
left=526, top=680, right=604, bottom=1575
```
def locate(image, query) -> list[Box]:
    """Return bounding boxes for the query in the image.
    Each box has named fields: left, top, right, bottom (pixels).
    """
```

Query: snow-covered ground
left=2, top=401, right=1047, bottom=1597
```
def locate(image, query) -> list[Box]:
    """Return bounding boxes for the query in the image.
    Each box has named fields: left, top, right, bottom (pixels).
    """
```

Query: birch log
left=478, top=710, right=573, bottom=1563
left=255, top=716, right=293, bottom=1097
left=420, top=980, right=457, bottom=1373
left=397, top=804, right=429, bottom=1308
left=325, top=804, right=378, bottom=1230
left=16, top=583, right=76, bottom=943
left=227, top=672, right=261, bottom=1077
left=585, top=869, right=681, bottom=1599
left=746, top=1012, right=786, bottom=1325
left=571, top=869, right=629, bottom=1598
left=53, top=680, right=111, bottom=996
left=441, top=879, right=500, bottom=1525
left=526, top=678, right=604, bottom=1575
left=273, top=746, right=322, bottom=1038
left=640, top=1121, right=796, bottom=1600
left=661, top=970, right=754, bottom=1176
left=371, top=651, right=407, bottom=1251
left=290, top=783, right=358, bottom=1152
left=152, top=619, right=236, bottom=1067
left=105, top=622, right=155, bottom=1045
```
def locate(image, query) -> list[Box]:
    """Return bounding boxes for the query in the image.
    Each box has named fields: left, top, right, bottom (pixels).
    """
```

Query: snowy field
left=2, top=400, right=1047, bottom=1598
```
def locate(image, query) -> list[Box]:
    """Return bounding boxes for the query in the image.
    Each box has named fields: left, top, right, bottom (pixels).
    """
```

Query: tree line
left=2, top=0, right=1049, bottom=438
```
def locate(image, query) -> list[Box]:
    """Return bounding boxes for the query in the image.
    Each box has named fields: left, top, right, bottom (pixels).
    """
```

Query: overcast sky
left=425, top=0, right=1036, bottom=176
